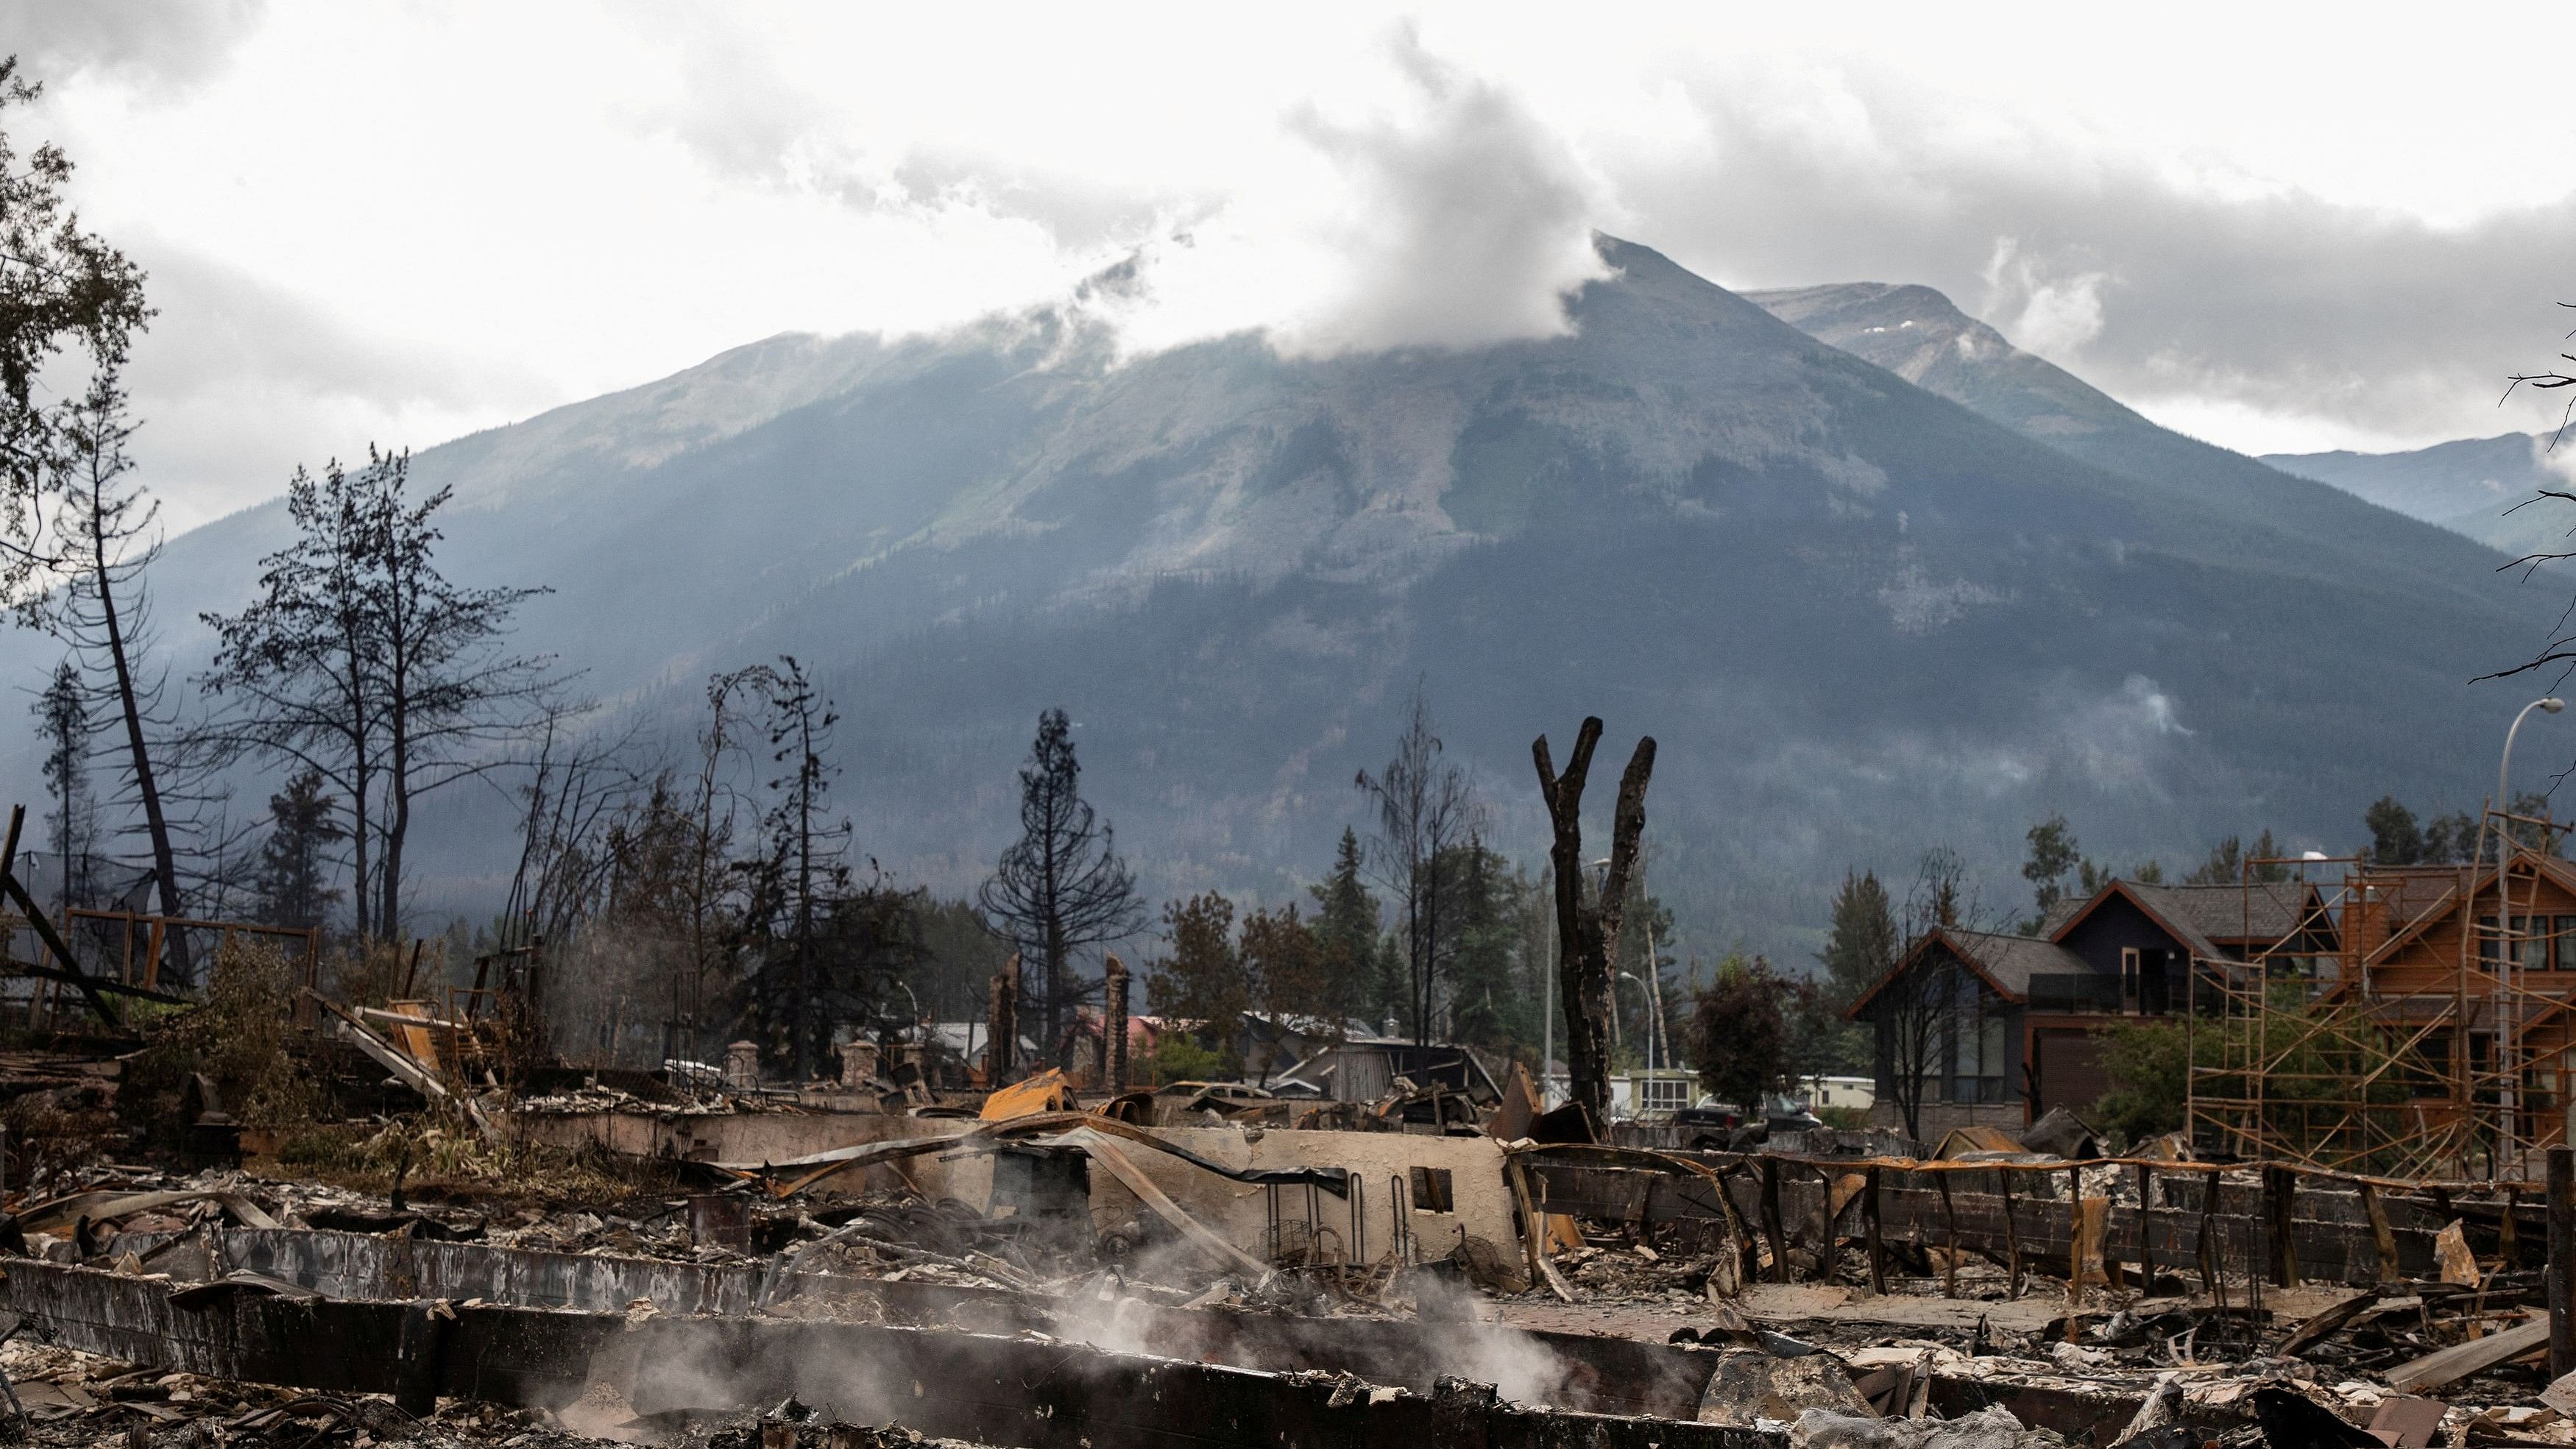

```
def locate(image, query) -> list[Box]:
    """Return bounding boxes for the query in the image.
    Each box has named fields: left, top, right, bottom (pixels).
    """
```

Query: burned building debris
left=10, top=842, right=2576, bottom=1449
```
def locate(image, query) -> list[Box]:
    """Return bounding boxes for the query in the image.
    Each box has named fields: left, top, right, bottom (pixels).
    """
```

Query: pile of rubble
left=0, top=1337, right=1002, bottom=1449
left=16, top=991, right=2576, bottom=1449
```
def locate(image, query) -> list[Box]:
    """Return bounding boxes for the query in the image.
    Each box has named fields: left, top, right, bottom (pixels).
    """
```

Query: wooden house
left=1847, top=879, right=2332, bottom=1136
left=2313, top=846, right=2576, bottom=1169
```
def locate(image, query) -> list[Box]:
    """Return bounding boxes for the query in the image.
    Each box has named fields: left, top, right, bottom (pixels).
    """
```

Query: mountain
left=1747, top=280, right=2576, bottom=570
left=2262, top=433, right=2575, bottom=563
left=4, top=239, right=2558, bottom=963
left=1744, top=282, right=2548, bottom=591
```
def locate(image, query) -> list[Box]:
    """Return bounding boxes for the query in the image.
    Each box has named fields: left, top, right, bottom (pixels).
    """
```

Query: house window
left=2515, top=917, right=2551, bottom=973
left=1639, top=1077, right=1691, bottom=1114
left=1950, top=993, right=2009, bottom=1104
left=2120, top=948, right=2142, bottom=1013
left=2418, top=1031, right=2452, bottom=1096
left=2479, top=915, right=2502, bottom=963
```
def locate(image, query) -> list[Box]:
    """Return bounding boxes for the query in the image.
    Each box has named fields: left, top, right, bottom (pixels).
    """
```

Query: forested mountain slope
left=7, top=238, right=2555, bottom=960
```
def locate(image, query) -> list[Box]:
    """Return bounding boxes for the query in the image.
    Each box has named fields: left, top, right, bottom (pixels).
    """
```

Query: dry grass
left=265, top=1113, right=698, bottom=1208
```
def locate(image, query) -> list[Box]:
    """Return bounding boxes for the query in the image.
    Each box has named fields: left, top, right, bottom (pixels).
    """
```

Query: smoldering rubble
left=13, top=1002, right=2576, bottom=1449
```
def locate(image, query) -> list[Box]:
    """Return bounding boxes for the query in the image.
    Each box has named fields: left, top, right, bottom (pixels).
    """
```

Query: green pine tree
left=1307, top=826, right=1382, bottom=1030
left=1817, top=869, right=1898, bottom=1010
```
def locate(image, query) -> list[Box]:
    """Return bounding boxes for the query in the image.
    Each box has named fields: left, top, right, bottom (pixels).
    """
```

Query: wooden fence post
left=2361, top=1180, right=2401, bottom=1283
left=2067, top=1165, right=2085, bottom=1308
left=2134, top=1163, right=2154, bottom=1288
left=1936, top=1171, right=1961, bottom=1298
left=1999, top=1168, right=2023, bottom=1298
left=1813, top=1168, right=1836, bottom=1282
left=1760, top=1158, right=1788, bottom=1284
left=2264, top=1166, right=2299, bottom=1289
left=1719, top=1165, right=1761, bottom=1288
left=1865, top=1167, right=1886, bottom=1295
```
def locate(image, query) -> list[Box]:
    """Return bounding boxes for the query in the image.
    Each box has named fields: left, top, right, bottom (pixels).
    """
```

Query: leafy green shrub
left=122, top=938, right=325, bottom=1145
left=2091, top=1019, right=2188, bottom=1149
left=1150, top=1032, right=1228, bottom=1085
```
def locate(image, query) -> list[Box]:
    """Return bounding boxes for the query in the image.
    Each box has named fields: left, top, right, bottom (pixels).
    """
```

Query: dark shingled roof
left=2044, top=879, right=2327, bottom=958
left=1937, top=928, right=2090, bottom=1003
left=2126, top=881, right=2323, bottom=945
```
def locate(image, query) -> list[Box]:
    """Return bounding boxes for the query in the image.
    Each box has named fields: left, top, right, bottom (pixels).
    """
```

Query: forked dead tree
left=1532, top=717, right=1655, bottom=1129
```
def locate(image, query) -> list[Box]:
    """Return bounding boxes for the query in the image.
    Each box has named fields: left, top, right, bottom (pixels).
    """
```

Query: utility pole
left=1646, top=919, right=1670, bottom=1071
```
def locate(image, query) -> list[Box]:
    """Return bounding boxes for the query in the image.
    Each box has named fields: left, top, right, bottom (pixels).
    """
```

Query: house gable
left=2353, top=850, right=2576, bottom=996
left=2053, top=891, right=2194, bottom=977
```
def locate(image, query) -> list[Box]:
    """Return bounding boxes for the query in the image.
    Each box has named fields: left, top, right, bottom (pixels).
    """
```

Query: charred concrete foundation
left=95, top=1226, right=1723, bottom=1418
left=49, top=1224, right=2191, bottom=1443
left=6, top=1255, right=1772, bottom=1449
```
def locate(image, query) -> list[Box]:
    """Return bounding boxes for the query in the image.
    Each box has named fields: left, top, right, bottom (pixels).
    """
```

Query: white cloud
left=13, top=0, right=266, bottom=90
left=1979, top=239, right=2109, bottom=362
left=18, top=2, right=2576, bottom=531
left=1087, top=28, right=1610, bottom=359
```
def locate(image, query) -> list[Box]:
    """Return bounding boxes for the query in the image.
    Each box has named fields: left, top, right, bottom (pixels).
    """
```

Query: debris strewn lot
left=10, top=996, right=2576, bottom=1449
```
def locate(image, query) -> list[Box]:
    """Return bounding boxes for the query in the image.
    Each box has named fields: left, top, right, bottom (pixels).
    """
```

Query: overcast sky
left=21, top=2, right=2576, bottom=532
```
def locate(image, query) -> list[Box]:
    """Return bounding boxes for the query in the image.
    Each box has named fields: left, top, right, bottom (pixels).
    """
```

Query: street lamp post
left=2489, top=696, right=2563, bottom=1177
left=1618, top=971, right=1655, bottom=1074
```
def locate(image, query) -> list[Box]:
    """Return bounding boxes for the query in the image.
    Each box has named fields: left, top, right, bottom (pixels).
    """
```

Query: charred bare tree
left=1876, top=955, right=1956, bottom=1142
left=977, top=709, right=1142, bottom=1066
left=1355, top=686, right=1482, bottom=1045
left=42, top=372, right=197, bottom=972
left=2489, top=333, right=2576, bottom=679
left=1532, top=716, right=1656, bottom=1129
left=1878, top=846, right=1978, bottom=1140
left=201, top=448, right=555, bottom=940
left=500, top=712, right=643, bottom=952
left=730, top=656, right=854, bottom=1081
left=202, top=458, right=383, bottom=937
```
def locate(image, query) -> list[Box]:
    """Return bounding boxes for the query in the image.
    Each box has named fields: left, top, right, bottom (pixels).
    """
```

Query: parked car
left=1671, top=1103, right=1744, bottom=1149
left=1765, top=1104, right=1825, bottom=1135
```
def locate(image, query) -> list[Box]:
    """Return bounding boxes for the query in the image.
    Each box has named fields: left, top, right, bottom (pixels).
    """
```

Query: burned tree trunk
left=1532, top=717, right=1656, bottom=1130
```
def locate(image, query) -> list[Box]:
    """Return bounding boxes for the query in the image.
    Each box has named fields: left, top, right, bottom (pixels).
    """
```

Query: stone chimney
left=840, top=1038, right=880, bottom=1088
left=1103, top=954, right=1130, bottom=1091
left=723, top=1040, right=761, bottom=1091
left=986, top=954, right=1021, bottom=1085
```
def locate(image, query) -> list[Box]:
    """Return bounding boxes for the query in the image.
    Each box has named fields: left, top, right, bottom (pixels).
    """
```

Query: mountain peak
left=1746, top=280, right=2140, bottom=439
